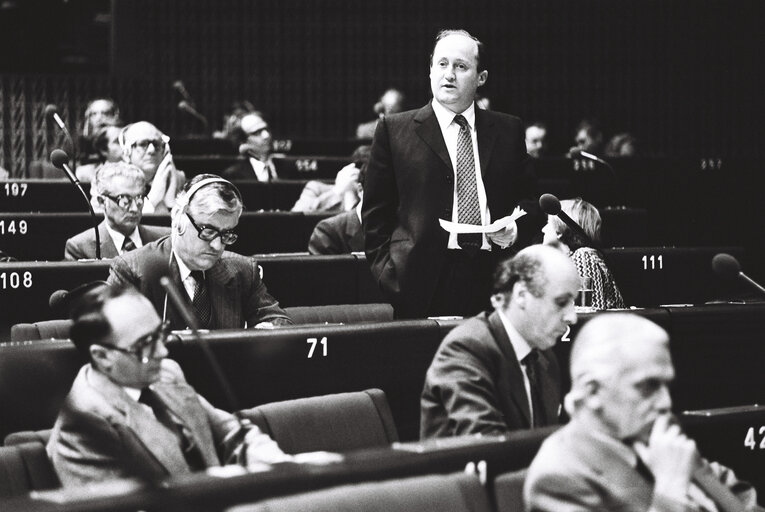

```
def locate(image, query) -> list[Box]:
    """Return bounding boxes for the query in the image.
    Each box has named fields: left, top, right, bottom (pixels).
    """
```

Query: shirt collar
left=496, top=309, right=533, bottom=363
left=122, top=386, right=142, bottom=402
left=355, top=197, right=363, bottom=223
left=432, top=99, right=476, bottom=132
left=172, top=248, right=193, bottom=283
left=104, top=223, right=140, bottom=252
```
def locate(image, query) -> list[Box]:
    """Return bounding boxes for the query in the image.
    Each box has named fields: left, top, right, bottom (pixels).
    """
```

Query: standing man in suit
left=47, top=284, right=289, bottom=487
left=65, top=162, right=169, bottom=260
left=525, top=313, right=762, bottom=511
left=108, top=174, right=292, bottom=330
left=420, top=245, right=579, bottom=438
left=363, top=29, right=534, bottom=318
left=222, top=112, right=278, bottom=182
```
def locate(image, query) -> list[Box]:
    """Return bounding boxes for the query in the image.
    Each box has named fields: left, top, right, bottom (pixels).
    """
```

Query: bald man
left=420, top=245, right=580, bottom=438
left=525, top=313, right=762, bottom=512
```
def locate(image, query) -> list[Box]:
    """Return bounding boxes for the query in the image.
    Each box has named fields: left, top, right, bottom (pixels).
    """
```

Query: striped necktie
left=453, top=114, right=482, bottom=253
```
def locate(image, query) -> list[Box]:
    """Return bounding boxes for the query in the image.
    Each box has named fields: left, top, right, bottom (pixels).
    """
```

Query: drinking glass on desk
left=576, top=276, right=594, bottom=311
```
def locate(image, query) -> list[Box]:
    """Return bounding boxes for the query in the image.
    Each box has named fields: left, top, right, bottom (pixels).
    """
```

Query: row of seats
left=0, top=211, right=332, bottom=261
left=167, top=137, right=367, bottom=156
left=0, top=246, right=748, bottom=340
left=175, top=155, right=350, bottom=180
left=2, top=304, right=765, bottom=485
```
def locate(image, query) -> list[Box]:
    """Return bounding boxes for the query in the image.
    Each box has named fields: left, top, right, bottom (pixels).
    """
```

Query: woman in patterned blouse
left=542, top=198, right=625, bottom=310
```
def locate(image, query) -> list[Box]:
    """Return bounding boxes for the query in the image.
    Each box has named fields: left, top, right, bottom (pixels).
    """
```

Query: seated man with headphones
left=107, top=174, right=293, bottom=329
left=119, top=121, right=186, bottom=213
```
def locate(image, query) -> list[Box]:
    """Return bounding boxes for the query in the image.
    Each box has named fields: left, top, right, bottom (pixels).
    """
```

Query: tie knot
left=190, top=270, right=205, bottom=284
left=522, top=349, right=540, bottom=366
left=453, top=114, right=469, bottom=129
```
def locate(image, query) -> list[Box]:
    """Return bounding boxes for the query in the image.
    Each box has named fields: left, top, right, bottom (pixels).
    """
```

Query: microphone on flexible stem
left=177, top=100, right=209, bottom=128
left=712, top=253, right=765, bottom=296
left=172, top=80, right=195, bottom=107
left=571, top=148, right=616, bottom=178
left=539, top=193, right=597, bottom=249
left=45, top=105, right=77, bottom=172
left=159, top=277, right=243, bottom=415
left=51, top=149, right=101, bottom=260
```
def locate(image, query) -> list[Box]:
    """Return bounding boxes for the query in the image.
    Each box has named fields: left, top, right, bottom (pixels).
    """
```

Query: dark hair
left=351, top=145, right=371, bottom=167
left=493, top=251, right=547, bottom=298
left=430, top=29, right=487, bottom=72
left=69, top=283, right=136, bottom=359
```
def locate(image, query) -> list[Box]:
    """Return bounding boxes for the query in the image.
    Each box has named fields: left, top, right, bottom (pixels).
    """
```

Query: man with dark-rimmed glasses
left=47, top=283, right=289, bottom=486
left=107, top=173, right=292, bottom=329
left=65, top=162, right=169, bottom=260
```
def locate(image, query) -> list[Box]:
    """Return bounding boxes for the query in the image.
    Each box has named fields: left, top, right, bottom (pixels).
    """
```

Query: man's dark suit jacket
left=107, top=236, right=292, bottom=329
left=222, top=160, right=275, bottom=181
left=308, top=210, right=364, bottom=254
left=64, top=221, right=170, bottom=260
left=362, top=102, right=534, bottom=318
left=420, top=310, right=561, bottom=439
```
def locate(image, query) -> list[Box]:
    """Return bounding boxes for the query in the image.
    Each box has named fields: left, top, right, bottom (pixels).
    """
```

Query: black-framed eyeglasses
left=186, top=212, right=238, bottom=245
left=99, top=321, right=176, bottom=364
left=102, top=193, right=145, bottom=210
left=131, top=138, right=166, bottom=152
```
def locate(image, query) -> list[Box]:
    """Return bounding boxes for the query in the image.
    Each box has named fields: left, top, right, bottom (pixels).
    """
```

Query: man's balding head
left=494, top=245, right=580, bottom=351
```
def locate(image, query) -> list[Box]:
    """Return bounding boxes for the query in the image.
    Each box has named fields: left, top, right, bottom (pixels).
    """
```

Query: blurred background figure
left=212, top=100, right=256, bottom=145
left=79, top=98, right=121, bottom=164
left=118, top=121, right=186, bottom=213
left=474, top=94, right=491, bottom=110
left=568, top=118, right=604, bottom=157
left=604, top=132, right=639, bottom=157
left=76, top=125, right=124, bottom=184
left=308, top=161, right=367, bottom=254
left=223, top=112, right=277, bottom=181
left=356, top=88, right=405, bottom=139
left=292, top=145, right=370, bottom=213
left=542, top=197, right=625, bottom=309
left=525, top=122, right=549, bottom=158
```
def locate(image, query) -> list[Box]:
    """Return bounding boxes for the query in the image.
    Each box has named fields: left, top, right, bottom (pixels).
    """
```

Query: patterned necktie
left=189, top=271, right=212, bottom=328
left=453, top=115, right=482, bottom=253
left=121, top=237, right=136, bottom=253
left=522, top=350, right=547, bottom=427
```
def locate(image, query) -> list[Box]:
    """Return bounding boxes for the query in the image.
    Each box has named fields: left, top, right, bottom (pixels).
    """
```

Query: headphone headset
left=175, top=177, right=243, bottom=213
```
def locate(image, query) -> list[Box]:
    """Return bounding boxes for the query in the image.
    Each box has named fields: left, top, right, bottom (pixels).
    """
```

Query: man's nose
left=153, top=339, right=169, bottom=359
left=655, top=385, right=672, bottom=412
left=563, top=305, right=578, bottom=326
left=209, top=236, right=225, bottom=251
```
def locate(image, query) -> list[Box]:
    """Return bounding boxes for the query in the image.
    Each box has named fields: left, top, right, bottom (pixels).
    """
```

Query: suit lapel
left=487, top=311, right=532, bottom=427
left=98, top=221, right=119, bottom=259
left=151, top=382, right=221, bottom=467
left=414, top=104, right=453, bottom=172
left=85, top=366, right=190, bottom=474
left=475, top=107, right=497, bottom=179
left=345, top=212, right=363, bottom=251
left=206, top=256, right=239, bottom=329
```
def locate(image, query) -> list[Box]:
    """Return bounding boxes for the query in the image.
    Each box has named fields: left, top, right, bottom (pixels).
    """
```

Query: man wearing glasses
left=120, top=121, right=186, bottom=212
left=108, top=174, right=292, bottom=329
left=65, top=162, right=169, bottom=260
left=47, top=284, right=289, bottom=486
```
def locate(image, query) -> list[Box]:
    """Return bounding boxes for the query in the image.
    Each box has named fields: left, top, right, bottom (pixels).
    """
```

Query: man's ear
left=581, top=379, right=603, bottom=410
left=512, top=281, right=527, bottom=308
left=477, top=70, right=488, bottom=87
left=89, top=344, right=112, bottom=370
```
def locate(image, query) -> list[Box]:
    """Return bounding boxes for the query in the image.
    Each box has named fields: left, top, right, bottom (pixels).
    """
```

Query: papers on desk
left=439, top=207, right=526, bottom=234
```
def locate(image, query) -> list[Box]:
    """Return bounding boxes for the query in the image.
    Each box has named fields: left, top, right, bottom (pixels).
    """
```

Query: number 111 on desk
left=642, top=254, right=663, bottom=270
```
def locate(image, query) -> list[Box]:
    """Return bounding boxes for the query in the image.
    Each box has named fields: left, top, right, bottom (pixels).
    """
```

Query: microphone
left=570, top=148, right=616, bottom=177
left=51, top=149, right=101, bottom=260
left=712, top=253, right=765, bottom=296
left=49, top=289, right=69, bottom=311
left=159, top=276, right=241, bottom=413
left=172, top=80, right=195, bottom=107
left=45, top=104, right=77, bottom=170
left=539, top=193, right=596, bottom=248
left=177, top=100, right=209, bottom=128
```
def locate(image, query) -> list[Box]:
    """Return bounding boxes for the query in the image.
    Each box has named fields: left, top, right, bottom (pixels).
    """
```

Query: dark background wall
left=1, top=0, right=763, bottom=168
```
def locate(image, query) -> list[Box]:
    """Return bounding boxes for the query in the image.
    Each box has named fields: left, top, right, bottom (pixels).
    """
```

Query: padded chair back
left=241, top=389, right=398, bottom=454
left=11, top=320, right=73, bottom=341
left=5, top=429, right=52, bottom=447
left=227, top=472, right=491, bottom=512
left=493, top=468, right=527, bottom=512
left=0, top=442, right=60, bottom=497
left=284, top=303, right=393, bottom=325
